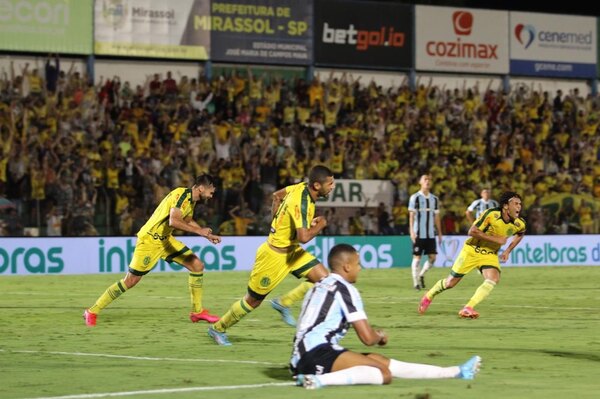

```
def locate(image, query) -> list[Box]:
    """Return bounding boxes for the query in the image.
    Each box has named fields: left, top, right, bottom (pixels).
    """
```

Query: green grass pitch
left=1, top=266, right=599, bottom=399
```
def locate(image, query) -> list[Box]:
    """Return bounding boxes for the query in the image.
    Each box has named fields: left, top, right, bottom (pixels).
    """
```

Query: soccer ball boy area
left=1, top=265, right=599, bottom=398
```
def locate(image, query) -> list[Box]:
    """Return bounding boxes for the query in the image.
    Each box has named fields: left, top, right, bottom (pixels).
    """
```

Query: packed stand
left=0, top=56, right=599, bottom=237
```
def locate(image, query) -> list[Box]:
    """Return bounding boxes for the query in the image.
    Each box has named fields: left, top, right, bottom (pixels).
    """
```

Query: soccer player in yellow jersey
left=418, top=191, right=526, bottom=319
left=208, top=166, right=335, bottom=345
left=83, top=175, right=222, bottom=327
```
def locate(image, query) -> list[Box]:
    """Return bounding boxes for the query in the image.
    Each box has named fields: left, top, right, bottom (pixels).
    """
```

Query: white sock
left=411, top=258, right=420, bottom=286
left=389, top=359, right=460, bottom=379
left=419, top=260, right=431, bottom=277
left=317, top=366, right=384, bottom=386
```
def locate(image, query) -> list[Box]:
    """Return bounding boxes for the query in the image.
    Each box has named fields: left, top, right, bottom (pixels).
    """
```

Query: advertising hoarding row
left=313, top=0, right=412, bottom=69
left=0, top=1, right=598, bottom=76
left=0, top=0, right=93, bottom=54
left=94, top=0, right=210, bottom=60
left=509, top=11, right=597, bottom=78
left=95, top=0, right=312, bottom=64
left=1, top=235, right=599, bottom=275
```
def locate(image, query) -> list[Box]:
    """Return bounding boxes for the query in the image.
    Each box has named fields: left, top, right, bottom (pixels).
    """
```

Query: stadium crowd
left=0, top=55, right=599, bottom=237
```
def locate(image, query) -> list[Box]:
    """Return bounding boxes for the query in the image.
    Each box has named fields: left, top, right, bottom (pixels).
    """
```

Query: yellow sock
left=466, top=279, right=496, bottom=308
left=189, top=273, right=204, bottom=313
left=213, top=298, right=254, bottom=332
left=278, top=281, right=313, bottom=307
left=425, top=279, right=447, bottom=300
left=88, top=279, right=128, bottom=314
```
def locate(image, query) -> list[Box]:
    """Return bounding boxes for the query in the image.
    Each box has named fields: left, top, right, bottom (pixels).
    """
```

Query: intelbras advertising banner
left=207, top=0, right=312, bottom=65
left=415, top=5, right=509, bottom=74
left=314, top=0, right=412, bottom=69
left=434, top=236, right=600, bottom=268
left=94, top=0, right=210, bottom=59
left=0, top=236, right=402, bottom=275
left=2, top=235, right=600, bottom=275
left=510, top=12, right=597, bottom=78
left=0, top=0, right=92, bottom=54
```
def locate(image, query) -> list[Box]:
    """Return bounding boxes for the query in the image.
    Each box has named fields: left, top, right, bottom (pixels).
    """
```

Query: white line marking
left=367, top=299, right=599, bottom=311
left=0, top=349, right=283, bottom=366
left=23, top=382, right=296, bottom=399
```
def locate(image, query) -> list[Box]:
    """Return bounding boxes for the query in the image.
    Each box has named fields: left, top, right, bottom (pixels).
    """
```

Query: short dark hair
left=499, top=191, right=521, bottom=206
left=308, top=165, right=333, bottom=185
left=193, top=174, right=215, bottom=187
left=327, top=243, right=357, bottom=271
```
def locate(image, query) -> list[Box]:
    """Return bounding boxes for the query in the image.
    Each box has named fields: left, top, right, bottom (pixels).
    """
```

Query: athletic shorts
left=413, top=238, right=437, bottom=256
left=129, top=234, right=193, bottom=275
left=247, top=242, right=320, bottom=299
left=451, top=244, right=500, bottom=277
left=290, top=344, right=347, bottom=376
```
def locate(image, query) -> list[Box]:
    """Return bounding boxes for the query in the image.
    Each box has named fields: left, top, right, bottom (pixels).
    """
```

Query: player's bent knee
left=185, top=256, right=205, bottom=272
left=244, top=292, right=263, bottom=308
left=381, top=367, right=392, bottom=384
left=444, top=276, right=460, bottom=288
left=124, top=274, right=141, bottom=288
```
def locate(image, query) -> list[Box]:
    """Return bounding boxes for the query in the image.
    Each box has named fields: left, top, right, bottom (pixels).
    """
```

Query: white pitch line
left=367, top=300, right=600, bottom=311
left=0, top=349, right=283, bottom=366
left=23, top=382, right=296, bottom=399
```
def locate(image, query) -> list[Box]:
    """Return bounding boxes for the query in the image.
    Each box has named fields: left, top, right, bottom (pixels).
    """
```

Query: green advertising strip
left=0, top=0, right=93, bottom=54
left=308, top=236, right=413, bottom=268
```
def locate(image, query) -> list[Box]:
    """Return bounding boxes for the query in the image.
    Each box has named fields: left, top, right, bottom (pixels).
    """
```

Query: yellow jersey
left=466, top=208, right=526, bottom=253
left=268, top=182, right=315, bottom=248
left=137, top=187, right=195, bottom=240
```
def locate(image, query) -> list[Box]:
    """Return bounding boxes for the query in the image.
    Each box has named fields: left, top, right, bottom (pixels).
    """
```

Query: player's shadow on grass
left=263, top=366, right=293, bottom=380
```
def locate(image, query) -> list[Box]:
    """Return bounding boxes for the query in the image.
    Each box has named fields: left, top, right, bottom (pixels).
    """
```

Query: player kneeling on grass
left=418, top=191, right=526, bottom=319
left=290, top=243, right=481, bottom=389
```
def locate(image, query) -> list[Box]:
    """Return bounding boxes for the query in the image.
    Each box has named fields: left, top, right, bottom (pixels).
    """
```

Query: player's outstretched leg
left=207, top=325, right=232, bottom=346
left=270, top=298, right=296, bottom=327
left=457, top=356, right=482, bottom=380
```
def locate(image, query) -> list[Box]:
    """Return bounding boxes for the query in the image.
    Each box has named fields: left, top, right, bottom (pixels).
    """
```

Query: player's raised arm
left=271, top=187, right=287, bottom=217
left=465, top=209, right=475, bottom=225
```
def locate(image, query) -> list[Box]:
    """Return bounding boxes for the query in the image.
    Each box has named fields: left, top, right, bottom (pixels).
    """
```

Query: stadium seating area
left=0, top=59, right=599, bottom=236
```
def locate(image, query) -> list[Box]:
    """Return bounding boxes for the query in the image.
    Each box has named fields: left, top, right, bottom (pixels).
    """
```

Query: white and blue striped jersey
left=467, top=198, right=499, bottom=220
left=290, top=273, right=367, bottom=369
left=408, top=191, right=440, bottom=239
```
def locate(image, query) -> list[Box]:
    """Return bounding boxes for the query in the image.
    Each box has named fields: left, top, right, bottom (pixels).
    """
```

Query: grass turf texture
left=1, top=266, right=599, bottom=399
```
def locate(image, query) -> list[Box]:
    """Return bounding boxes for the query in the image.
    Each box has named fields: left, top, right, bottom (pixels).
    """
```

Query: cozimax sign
left=314, top=0, right=412, bottom=69
left=416, top=6, right=508, bottom=73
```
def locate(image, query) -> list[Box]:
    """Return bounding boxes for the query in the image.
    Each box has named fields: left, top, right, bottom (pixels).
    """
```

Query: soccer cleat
left=270, top=299, right=296, bottom=327
left=418, top=295, right=432, bottom=315
left=190, top=309, right=220, bottom=323
left=458, top=306, right=480, bottom=319
left=295, top=374, right=305, bottom=386
left=457, top=355, right=482, bottom=380
left=83, top=309, right=97, bottom=327
left=420, top=276, right=426, bottom=289
left=414, top=285, right=421, bottom=291
left=302, top=375, right=323, bottom=389
left=207, top=326, right=232, bottom=346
